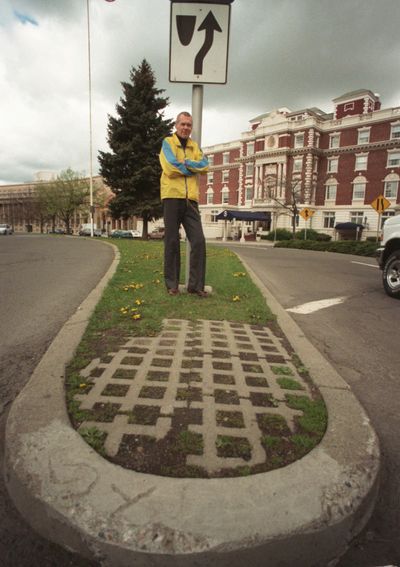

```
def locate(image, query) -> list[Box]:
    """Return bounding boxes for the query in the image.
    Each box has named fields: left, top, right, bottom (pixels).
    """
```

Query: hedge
left=274, top=239, right=379, bottom=257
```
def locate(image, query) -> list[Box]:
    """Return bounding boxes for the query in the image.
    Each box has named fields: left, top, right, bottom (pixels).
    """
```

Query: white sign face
left=169, top=2, right=231, bottom=84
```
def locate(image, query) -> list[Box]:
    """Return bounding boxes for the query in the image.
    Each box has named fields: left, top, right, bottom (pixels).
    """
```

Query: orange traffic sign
left=371, top=195, right=390, bottom=214
left=299, top=207, right=315, bottom=221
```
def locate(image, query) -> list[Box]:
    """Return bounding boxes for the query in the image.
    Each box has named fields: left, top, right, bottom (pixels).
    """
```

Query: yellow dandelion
left=232, top=295, right=241, bottom=302
left=154, top=278, right=161, bottom=284
left=79, top=383, right=87, bottom=389
left=132, top=313, right=141, bottom=320
left=135, top=299, right=144, bottom=306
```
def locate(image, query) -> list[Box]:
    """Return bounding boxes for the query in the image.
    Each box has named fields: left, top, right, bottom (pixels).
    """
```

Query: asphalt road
left=0, top=234, right=113, bottom=567
left=225, top=242, right=400, bottom=567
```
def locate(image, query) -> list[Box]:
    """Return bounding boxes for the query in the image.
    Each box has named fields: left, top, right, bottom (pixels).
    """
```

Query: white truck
left=376, top=214, right=400, bottom=298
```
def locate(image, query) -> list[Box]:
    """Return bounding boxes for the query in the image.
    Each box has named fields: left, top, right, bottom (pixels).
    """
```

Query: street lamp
left=86, top=0, right=94, bottom=237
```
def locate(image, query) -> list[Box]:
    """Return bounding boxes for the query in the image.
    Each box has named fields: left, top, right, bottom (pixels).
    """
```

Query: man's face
left=175, top=114, right=192, bottom=139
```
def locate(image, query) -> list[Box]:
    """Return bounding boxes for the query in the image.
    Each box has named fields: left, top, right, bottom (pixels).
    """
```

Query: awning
left=335, top=222, right=364, bottom=230
left=216, top=210, right=271, bottom=222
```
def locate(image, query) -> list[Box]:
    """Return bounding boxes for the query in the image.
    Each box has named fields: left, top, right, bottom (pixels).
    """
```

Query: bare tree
left=263, top=174, right=303, bottom=236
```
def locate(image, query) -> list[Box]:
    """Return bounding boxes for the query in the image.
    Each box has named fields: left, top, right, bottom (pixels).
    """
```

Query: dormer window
left=344, top=102, right=354, bottom=111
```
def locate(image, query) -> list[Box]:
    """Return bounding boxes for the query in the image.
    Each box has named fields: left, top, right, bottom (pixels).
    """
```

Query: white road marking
left=287, top=297, right=347, bottom=314
left=351, top=261, right=379, bottom=268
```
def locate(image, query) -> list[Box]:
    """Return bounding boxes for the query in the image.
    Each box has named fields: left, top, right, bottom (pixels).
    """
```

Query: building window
left=207, top=172, right=214, bottom=184
left=390, top=123, right=400, bottom=139
left=327, top=157, right=338, bottom=173
left=293, top=157, right=303, bottom=172
left=352, top=176, right=366, bottom=200
left=210, top=209, right=219, bottom=223
left=381, top=211, right=395, bottom=229
left=245, top=186, right=253, bottom=201
left=208, top=154, right=214, bottom=166
left=294, top=133, right=304, bottom=148
left=344, top=102, right=354, bottom=111
left=206, top=188, right=214, bottom=204
left=329, top=134, right=340, bottom=148
left=323, top=212, right=336, bottom=228
left=221, top=187, right=229, bottom=204
left=384, top=180, right=399, bottom=199
left=325, top=180, right=337, bottom=201
left=387, top=151, right=400, bottom=167
left=223, top=152, right=230, bottom=164
left=350, top=211, right=364, bottom=225
left=355, top=154, right=368, bottom=171
left=222, top=170, right=229, bottom=183
left=357, top=129, right=370, bottom=145
left=247, top=142, right=254, bottom=155
left=246, top=163, right=254, bottom=177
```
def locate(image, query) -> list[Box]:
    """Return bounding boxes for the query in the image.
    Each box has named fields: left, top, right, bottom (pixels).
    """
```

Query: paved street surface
left=225, top=242, right=400, bottom=567
left=0, top=234, right=112, bottom=567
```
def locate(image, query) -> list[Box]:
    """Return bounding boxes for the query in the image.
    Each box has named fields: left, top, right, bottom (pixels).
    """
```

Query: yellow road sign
left=371, top=195, right=390, bottom=214
left=300, top=207, right=315, bottom=221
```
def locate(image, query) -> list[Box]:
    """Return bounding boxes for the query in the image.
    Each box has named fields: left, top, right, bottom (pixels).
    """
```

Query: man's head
left=175, top=112, right=192, bottom=140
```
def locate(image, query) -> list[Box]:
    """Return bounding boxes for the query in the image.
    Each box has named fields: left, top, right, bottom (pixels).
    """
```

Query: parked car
left=376, top=213, right=400, bottom=298
left=129, top=230, right=142, bottom=238
left=110, top=230, right=135, bottom=239
left=79, top=227, right=102, bottom=237
left=0, top=224, right=13, bottom=235
left=148, top=227, right=165, bottom=240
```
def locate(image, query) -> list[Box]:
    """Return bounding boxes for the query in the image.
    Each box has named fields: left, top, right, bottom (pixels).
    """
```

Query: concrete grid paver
left=74, top=319, right=315, bottom=476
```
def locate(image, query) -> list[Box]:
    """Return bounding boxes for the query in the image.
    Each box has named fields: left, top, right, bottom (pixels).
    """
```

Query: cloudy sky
left=1, top=0, right=400, bottom=185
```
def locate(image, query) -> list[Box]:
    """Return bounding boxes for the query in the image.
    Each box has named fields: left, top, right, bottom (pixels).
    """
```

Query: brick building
left=199, top=89, right=400, bottom=240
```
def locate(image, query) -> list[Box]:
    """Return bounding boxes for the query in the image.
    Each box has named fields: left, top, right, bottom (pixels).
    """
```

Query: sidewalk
left=4, top=244, right=380, bottom=567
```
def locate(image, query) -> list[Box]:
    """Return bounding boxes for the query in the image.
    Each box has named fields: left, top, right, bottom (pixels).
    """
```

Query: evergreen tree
left=98, top=60, right=173, bottom=238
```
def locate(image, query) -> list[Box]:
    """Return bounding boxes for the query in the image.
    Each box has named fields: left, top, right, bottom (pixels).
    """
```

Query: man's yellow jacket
left=159, top=133, right=209, bottom=202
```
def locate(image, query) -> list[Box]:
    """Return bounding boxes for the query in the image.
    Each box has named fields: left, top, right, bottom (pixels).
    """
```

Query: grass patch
left=276, top=377, right=304, bottom=390
left=271, top=365, right=294, bottom=376
left=79, top=426, right=107, bottom=455
left=286, top=394, right=327, bottom=437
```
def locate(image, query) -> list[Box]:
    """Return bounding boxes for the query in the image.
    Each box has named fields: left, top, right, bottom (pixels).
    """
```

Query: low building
left=199, top=89, right=400, bottom=240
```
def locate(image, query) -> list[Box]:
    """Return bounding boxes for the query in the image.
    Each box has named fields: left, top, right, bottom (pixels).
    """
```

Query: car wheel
left=382, top=250, right=400, bottom=299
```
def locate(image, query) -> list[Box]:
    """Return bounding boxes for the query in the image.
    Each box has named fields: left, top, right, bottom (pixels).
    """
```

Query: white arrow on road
left=286, top=296, right=347, bottom=314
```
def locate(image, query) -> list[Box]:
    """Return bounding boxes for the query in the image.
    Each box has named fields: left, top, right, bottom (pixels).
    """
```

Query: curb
left=4, top=243, right=380, bottom=567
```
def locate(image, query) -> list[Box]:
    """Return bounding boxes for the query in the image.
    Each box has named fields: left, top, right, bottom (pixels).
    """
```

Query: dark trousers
left=163, top=198, right=206, bottom=291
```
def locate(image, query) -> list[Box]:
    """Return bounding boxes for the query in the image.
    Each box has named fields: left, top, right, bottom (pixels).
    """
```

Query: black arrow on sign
left=194, top=11, right=222, bottom=75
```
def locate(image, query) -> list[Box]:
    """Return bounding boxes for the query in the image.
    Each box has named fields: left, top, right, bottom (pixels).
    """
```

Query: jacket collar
left=173, top=132, right=194, bottom=148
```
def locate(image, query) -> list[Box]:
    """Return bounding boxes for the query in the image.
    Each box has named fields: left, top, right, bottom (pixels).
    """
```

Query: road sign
left=169, top=1, right=232, bottom=84
left=370, top=194, right=391, bottom=214
left=299, top=207, right=315, bottom=221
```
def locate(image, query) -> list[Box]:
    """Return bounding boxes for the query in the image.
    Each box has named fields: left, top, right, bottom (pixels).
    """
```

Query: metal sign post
left=169, top=0, right=234, bottom=287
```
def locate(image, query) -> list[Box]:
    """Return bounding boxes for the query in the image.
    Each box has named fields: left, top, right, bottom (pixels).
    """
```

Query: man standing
left=159, top=111, right=209, bottom=297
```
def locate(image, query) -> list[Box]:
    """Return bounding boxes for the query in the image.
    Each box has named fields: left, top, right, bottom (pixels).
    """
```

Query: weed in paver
left=216, top=410, right=245, bottom=428
left=112, top=368, right=137, bottom=380
left=79, top=426, right=107, bottom=456
left=176, top=387, right=203, bottom=402
left=257, top=413, right=291, bottom=436
left=151, top=357, right=173, bottom=368
left=276, top=377, right=304, bottom=390
left=101, top=384, right=130, bottom=397
left=272, top=365, right=294, bottom=376
left=179, top=372, right=202, bottom=383
left=261, top=435, right=282, bottom=449
left=216, top=435, right=252, bottom=460
left=292, top=434, right=316, bottom=451
left=212, top=361, right=233, bottom=371
left=178, top=430, right=204, bottom=455
left=286, top=395, right=327, bottom=437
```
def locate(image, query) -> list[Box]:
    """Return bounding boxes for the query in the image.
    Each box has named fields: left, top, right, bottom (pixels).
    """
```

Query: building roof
left=333, top=89, right=378, bottom=103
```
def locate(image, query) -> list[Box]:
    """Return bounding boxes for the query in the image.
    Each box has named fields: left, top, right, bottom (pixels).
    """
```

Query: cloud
left=1, top=0, right=400, bottom=184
